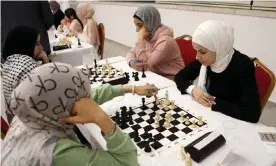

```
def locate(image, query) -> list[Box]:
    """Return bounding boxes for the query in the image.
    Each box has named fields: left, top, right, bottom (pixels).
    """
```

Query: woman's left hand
left=138, top=27, right=150, bottom=41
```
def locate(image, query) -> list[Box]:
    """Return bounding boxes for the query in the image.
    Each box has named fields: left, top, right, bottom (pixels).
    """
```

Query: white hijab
left=1, top=62, right=91, bottom=166
left=192, top=20, right=235, bottom=89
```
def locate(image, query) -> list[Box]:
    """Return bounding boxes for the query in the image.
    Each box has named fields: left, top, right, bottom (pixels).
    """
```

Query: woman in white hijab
left=175, top=20, right=260, bottom=123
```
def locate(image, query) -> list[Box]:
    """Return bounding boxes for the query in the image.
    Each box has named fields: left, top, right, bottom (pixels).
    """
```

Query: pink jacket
left=127, top=25, right=184, bottom=80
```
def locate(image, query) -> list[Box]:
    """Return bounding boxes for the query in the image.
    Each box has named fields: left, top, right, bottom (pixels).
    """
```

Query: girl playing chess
left=174, top=20, right=260, bottom=123
left=126, top=5, right=184, bottom=80
left=1, top=63, right=138, bottom=166
left=64, top=8, right=84, bottom=34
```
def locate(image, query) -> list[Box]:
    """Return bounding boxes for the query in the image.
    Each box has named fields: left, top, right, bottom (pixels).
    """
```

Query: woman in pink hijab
left=76, top=3, right=100, bottom=50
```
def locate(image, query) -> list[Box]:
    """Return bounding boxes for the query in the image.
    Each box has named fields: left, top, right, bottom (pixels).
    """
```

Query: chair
left=1, top=117, right=9, bottom=139
left=175, top=35, right=197, bottom=66
left=252, top=58, right=276, bottom=112
left=98, top=23, right=105, bottom=60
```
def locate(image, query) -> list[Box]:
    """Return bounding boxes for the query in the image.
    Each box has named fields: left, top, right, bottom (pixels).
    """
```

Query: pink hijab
left=77, top=3, right=100, bottom=46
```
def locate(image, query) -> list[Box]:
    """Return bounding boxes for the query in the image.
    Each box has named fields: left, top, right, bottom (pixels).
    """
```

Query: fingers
left=59, top=116, right=83, bottom=124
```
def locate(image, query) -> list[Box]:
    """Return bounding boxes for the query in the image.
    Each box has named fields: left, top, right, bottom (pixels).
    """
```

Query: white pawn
left=192, top=120, right=196, bottom=128
left=120, top=69, right=124, bottom=76
left=164, top=118, right=170, bottom=128
left=215, top=163, right=220, bottom=166
left=185, top=117, right=190, bottom=125
left=177, top=144, right=186, bottom=160
left=185, top=153, right=192, bottom=166
left=180, top=112, right=185, bottom=121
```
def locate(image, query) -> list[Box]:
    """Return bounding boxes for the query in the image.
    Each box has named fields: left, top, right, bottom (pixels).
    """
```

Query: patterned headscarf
left=2, top=54, right=40, bottom=123
left=1, top=62, right=91, bottom=166
left=134, top=5, right=162, bottom=35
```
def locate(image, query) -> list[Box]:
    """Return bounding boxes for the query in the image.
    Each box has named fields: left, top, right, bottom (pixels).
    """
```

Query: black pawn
left=142, top=130, right=149, bottom=139
left=142, top=68, right=146, bottom=78
left=144, top=139, right=152, bottom=153
left=158, top=121, right=165, bottom=132
left=78, top=38, right=81, bottom=46
left=129, top=107, right=134, bottom=115
left=148, top=114, right=154, bottom=123
left=92, top=77, right=96, bottom=82
left=134, top=129, right=141, bottom=142
left=153, top=101, right=159, bottom=110
left=115, top=111, right=120, bottom=124
left=134, top=73, right=139, bottom=81
left=55, top=34, right=57, bottom=38
left=94, top=59, right=97, bottom=68
left=120, top=117, right=128, bottom=129
left=148, top=133, right=153, bottom=142
left=125, top=72, right=130, bottom=81
left=129, top=115, right=134, bottom=125
left=151, top=139, right=160, bottom=149
left=141, top=98, right=146, bottom=110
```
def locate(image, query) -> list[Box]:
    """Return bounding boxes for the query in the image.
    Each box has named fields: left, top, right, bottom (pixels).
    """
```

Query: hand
left=38, top=51, right=49, bottom=63
left=191, top=87, right=216, bottom=107
left=130, top=60, right=147, bottom=71
left=135, top=83, right=158, bottom=96
left=138, top=27, right=150, bottom=41
left=59, top=98, right=115, bottom=134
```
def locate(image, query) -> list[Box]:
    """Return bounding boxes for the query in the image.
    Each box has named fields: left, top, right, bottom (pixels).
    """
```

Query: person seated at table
left=1, top=63, right=138, bottom=166
left=126, top=5, right=184, bottom=80
left=174, top=20, right=260, bottom=123
left=2, top=26, right=50, bottom=123
left=64, top=8, right=83, bottom=34
left=49, top=0, right=65, bottom=29
left=57, top=19, right=70, bottom=32
left=75, top=3, right=100, bottom=50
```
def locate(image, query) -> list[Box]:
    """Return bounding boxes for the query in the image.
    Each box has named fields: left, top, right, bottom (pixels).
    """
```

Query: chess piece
left=192, top=120, right=196, bottom=128
left=197, top=116, right=203, bottom=125
left=158, top=120, right=165, bottom=132
left=215, top=163, right=220, bottom=166
left=142, top=68, right=146, bottom=78
left=185, top=153, right=192, bottom=166
left=177, top=144, right=186, bottom=160
left=164, top=105, right=169, bottom=111
left=129, top=107, right=134, bottom=115
left=132, top=72, right=135, bottom=78
left=120, top=69, right=124, bottom=76
left=148, top=133, right=153, bottom=142
left=164, top=118, right=170, bottom=128
left=141, top=98, right=147, bottom=110
left=120, top=117, right=128, bottom=129
left=115, top=111, right=120, bottom=124
left=129, top=115, right=134, bottom=125
left=94, top=59, right=97, bottom=68
left=168, top=113, right=173, bottom=121
left=78, top=38, right=81, bottom=46
left=55, top=34, right=57, bottom=38
left=108, top=68, right=111, bottom=78
left=170, top=100, right=175, bottom=109
left=185, top=117, right=190, bottom=125
left=142, top=130, right=150, bottom=139
left=180, top=112, right=185, bottom=121
left=153, top=101, right=159, bottom=110
left=134, top=129, right=141, bottom=142
left=144, top=139, right=152, bottom=153
left=134, top=72, right=139, bottom=81
left=148, top=114, right=154, bottom=123
left=164, top=90, right=170, bottom=105
left=151, top=139, right=160, bottom=149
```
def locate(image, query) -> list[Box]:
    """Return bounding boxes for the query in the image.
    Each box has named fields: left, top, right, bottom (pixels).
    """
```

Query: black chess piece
left=151, top=139, right=160, bottom=149
left=92, top=76, right=96, bottom=82
left=78, top=38, right=81, bottom=46
left=68, top=44, right=71, bottom=48
left=125, top=72, right=130, bottom=81
left=148, top=133, right=153, bottom=142
left=144, top=139, right=152, bottom=153
left=120, top=117, right=128, bottom=129
left=134, top=73, right=139, bottom=81
left=55, top=34, right=57, bottom=38
left=132, top=72, right=135, bottom=78
left=129, top=115, right=134, bottom=125
left=158, top=120, right=165, bottom=132
left=142, top=130, right=149, bottom=139
left=147, top=114, right=154, bottom=123
left=134, top=129, right=141, bottom=142
left=94, top=59, right=97, bottom=68
left=142, top=68, right=146, bottom=78
left=153, top=101, right=159, bottom=110
left=115, top=111, right=120, bottom=124
left=141, top=98, right=146, bottom=110
left=120, top=106, right=127, bottom=118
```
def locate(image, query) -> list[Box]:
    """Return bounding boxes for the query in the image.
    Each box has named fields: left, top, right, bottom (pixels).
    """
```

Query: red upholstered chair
left=1, top=117, right=9, bottom=139
left=252, top=58, right=276, bottom=112
left=175, top=35, right=197, bottom=66
left=98, top=23, right=105, bottom=60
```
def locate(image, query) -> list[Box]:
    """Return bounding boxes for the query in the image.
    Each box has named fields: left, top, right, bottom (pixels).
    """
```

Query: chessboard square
left=139, top=121, right=149, bottom=127
left=124, top=127, right=134, bottom=133
left=154, top=133, right=165, bottom=141
left=161, top=130, right=172, bottom=137
left=132, top=114, right=140, bottom=120
left=131, top=124, right=142, bottom=131
left=159, top=119, right=166, bottom=124
left=148, top=112, right=156, bottom=117
left=144, top=125, right=154, bottom=132
left=146, top=119, right=155, bottom=124
left=150, top=141, right=163, bottom=150
left=159, top=138, right=171, bottom=145
left=144, top=109, right=154, bottom=115
left=151, top=106, right=160, bottom=111
left=138, top=111, right=147, bottom=117
left=174, top=131, right=185, bottom=138
left=162, top=107, right=172, bottom=112
left=120, top=123, right=129, bottom=130
left=147, top=103, right=154, bottom=108
left=137, top=141, right=147, bottom=149
left=169, top=126, right=179, bottom=133
left=172, top=113, right=181, bottom=119
left=167, top=134, right=178, bottom=141
left=176, top=123, right=186, bottom=130
left=134, top=118, right=144, bottom=123
left=141, top=105, right=149, bottom=110
left=170, top=120, right=180, bottom=126
left=160, top=113, right=166, bottom=119
left=182, top=127, right=193, bottom=134
left=149, top=129, right=159, bottom=136
left=159, top=110, right=165, bottom=114
left=142, top=115, right=150, bottom=120
left=134, top=108, right=143, bottom=113
left=173, top=107, right=183, bottom=113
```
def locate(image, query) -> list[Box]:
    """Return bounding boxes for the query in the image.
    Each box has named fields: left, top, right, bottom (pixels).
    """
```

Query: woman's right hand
left=191, top=87, right=215, bottom=107
left=130, top=60, right=147, bottom=71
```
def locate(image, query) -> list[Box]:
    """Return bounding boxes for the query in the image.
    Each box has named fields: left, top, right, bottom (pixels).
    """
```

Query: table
left=77, top=57, right=276, bottom=166
left=47, top=30, right=98, bottom=67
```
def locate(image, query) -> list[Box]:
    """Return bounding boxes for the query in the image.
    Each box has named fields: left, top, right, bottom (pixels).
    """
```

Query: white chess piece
left=185, top=153, right=192, bottom=166
left=192, top=120, right=196, bottom=128
left=185, top=117, right=190, bottom=125
left=177, top=144, right=186, bottom=160
left=215, top=163, right=220, bottom=166
left=170, top=100, right=175, bottom=109
left=198, top=116, right=203, bottom=125
left=163, top=118, right=170, bottom=128
left=155, top=112, right=159, bottom=124
left=120, top=69, right=124, bottom=76
left=180, top=112, right=185, bottom=121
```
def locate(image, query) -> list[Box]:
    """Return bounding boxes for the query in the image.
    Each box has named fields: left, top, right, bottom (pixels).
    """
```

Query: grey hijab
left=134, top=5, right=161, bottom=35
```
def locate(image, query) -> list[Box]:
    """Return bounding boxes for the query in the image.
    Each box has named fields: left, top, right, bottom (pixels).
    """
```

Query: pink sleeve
left=135, top=37, right=173, bottom=70
left=69, top=20, right=82, bottom=33
left=86, top=19, right=100, bottom=46
left=126, top=46, right=137, bottom=65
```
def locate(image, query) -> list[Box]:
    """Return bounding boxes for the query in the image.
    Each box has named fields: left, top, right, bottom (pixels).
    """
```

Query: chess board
left=81, top=65, right=128, bottom=85
left=110, top=97, right=209, bottom=158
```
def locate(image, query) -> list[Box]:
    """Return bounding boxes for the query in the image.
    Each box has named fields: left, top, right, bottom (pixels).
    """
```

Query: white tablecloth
left=76, top=57, right=276, bottom=166
left=48, top=31, right=98, bottom=67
